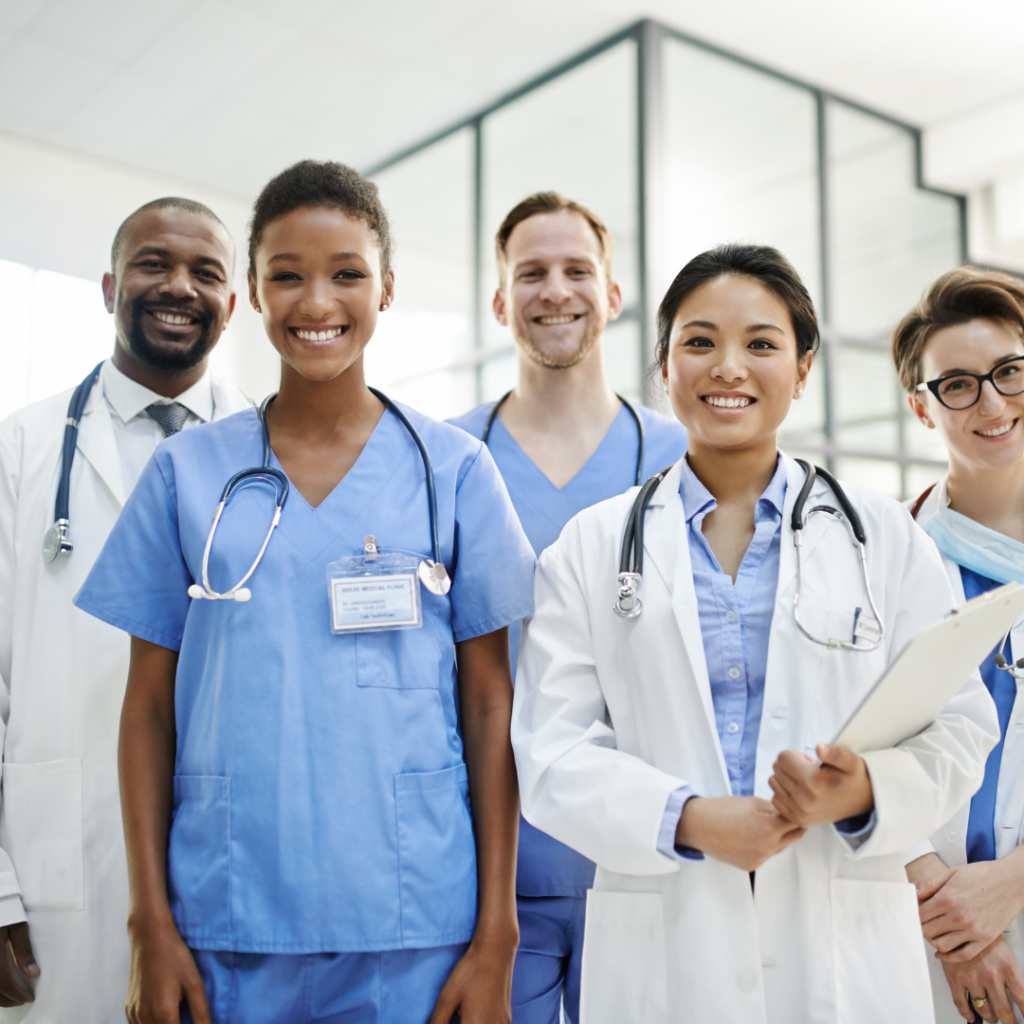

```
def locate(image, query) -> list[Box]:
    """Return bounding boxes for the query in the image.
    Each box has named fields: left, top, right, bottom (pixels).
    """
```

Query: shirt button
left=726, top=610, right=737, bottom=622
left=728, top=667, right=741, bottom=679
left=727, top=721, right=740, bottom=734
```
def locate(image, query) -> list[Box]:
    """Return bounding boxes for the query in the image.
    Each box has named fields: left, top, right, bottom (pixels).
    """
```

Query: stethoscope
left=612, top=457, right=886, bottom=652
left=187, top=388, right=451, bottom=602
left=482, top=390, right=646, bottom=487
left=42, top=361, right=106, bottom=562
left=994, top=635, right=1024, bottom=679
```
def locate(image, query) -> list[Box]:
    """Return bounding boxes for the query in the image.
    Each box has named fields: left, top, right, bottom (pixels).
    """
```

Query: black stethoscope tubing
left=482, top=389, right=646, bottom=488
left=42, top=360, right=106, bottom=562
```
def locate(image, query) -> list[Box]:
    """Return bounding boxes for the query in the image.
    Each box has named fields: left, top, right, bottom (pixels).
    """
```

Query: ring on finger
left=972, top=994, right=988, bottom=1009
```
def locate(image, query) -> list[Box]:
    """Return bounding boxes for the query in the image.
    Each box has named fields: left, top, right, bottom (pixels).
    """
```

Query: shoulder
left=445, top=402, right=495, bottom=441
left=636, top=404, right=688, bottom=462
left=390, top=401, right=492, bottom=488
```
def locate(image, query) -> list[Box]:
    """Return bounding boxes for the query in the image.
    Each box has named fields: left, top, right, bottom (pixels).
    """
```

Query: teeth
left=978, top=421, right=1014, bottom=437
left=705, top=395, right=751, bottom=409
left=295, top=328, right=343, bottom=342
left=537, top=315, right=577, bottom=325
left=153, top=312, right=193, bottom=326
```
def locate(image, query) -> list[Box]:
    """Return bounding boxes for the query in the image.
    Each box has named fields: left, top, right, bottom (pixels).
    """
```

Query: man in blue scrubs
left=449, top=192, right=687, bottom=1024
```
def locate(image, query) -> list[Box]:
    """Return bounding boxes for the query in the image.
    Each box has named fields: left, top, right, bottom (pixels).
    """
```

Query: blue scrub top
left=75, top=405, right=536, bottom=954
left=960, top=567, right=1018, bottom=863
left=448, top=400, right=687, bottom=896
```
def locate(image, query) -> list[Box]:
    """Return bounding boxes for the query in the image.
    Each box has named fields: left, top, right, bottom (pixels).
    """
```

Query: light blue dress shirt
left=657, top=455, right=874, bottom=860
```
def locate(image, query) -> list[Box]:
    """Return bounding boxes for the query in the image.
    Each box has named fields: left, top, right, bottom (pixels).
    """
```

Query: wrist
left=126, top=901, right=177, bottom=941
left=675, top=795, right=705, bottom=850
left=470, top=913, right=519, bottom=955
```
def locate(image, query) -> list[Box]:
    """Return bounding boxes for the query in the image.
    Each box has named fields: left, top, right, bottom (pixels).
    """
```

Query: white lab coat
left=913, top=477, right=1024, bottom=1023
left=512, top=454, right=999, bottom=1024
left=0, top=368, right=250, bottom=1024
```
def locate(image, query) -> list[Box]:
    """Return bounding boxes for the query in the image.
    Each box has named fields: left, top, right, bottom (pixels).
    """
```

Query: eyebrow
left=131, top=246, right=227, bottom=274
left=932, top=354, right=1024, bottom=376
left=267, top=251, right=366, bottom=263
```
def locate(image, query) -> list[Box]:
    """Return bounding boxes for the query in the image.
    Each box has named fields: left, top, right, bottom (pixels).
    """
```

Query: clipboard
left=832, top=581, right=1024, bottom=754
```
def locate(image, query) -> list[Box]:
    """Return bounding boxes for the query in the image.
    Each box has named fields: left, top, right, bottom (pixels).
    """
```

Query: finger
left=770, top=791, right=801, bottom=824
left=817, top=744, right=859, bottom=774
left=916, top=870, right=954, bottom=905
left=940, top=940, right=989, bottom=964
left=1006, top=968, right=1024, bottom=1014
left=184, top=974, right=212, bottom=1024
left=950, top=981, right=972, bottom=1020
left=987, top=982, right=1015, bottom=1023
left=7, top=924, right=38, bottom=979
left=427, top=986, right=459, bottom=1024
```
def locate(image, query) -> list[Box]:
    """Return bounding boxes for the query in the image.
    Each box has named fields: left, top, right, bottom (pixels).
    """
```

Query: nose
left=298, top=276, right=336, bottom=319
left=537, top=268, right=572, bottom=304
left=710, top=345, right=747, bottom=382
left=977, top=378, right=1007, bottom=415
left=160, top=263, right=198, bottom=300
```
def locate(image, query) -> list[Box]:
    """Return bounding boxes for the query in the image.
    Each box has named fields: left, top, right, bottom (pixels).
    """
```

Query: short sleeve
left=73, top=451, right=192, bottom=651
left=449, top=444, right=535, bottom=642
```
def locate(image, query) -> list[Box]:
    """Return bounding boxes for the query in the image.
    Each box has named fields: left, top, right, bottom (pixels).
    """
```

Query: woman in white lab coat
left=896, top=268, right=1024, bottom=1024
left=510, top=243, right=999, bottom=1024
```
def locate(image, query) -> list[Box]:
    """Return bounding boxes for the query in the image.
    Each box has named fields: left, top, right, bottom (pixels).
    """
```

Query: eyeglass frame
left=915, top=355, right=1024, bottom=410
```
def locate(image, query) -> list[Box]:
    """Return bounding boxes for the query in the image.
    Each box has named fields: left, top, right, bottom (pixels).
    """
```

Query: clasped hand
left=676, top=744, right=874, bottom=873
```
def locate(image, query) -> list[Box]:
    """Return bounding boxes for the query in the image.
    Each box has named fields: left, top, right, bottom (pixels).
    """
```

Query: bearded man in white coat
left=0, top=197, right=252, bottom=1022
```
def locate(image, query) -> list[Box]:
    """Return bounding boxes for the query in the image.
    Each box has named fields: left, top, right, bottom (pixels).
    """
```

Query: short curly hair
left=247, top=160, right=392, bottom=276
left=892, top=267, right=1024, bottom=392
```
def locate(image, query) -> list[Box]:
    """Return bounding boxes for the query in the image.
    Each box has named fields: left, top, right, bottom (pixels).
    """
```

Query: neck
left=111, top=345, right=209, bottom=399
left=685, top=435, right=779, bottom=504
left=502, top=338, right=619, bottom=432
left=946, top=453, right=1024, bottom=540
left=269, top=357, right=381, bottom=438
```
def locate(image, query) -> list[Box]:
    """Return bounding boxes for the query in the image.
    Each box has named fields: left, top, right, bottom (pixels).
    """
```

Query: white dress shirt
left=100, top=359, right=214, bottom=493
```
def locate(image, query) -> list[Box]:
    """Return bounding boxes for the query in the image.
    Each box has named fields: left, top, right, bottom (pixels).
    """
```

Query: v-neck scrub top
left=448, top=401, right=687, bottom=896
left=74, top=405, right=536, bottom=954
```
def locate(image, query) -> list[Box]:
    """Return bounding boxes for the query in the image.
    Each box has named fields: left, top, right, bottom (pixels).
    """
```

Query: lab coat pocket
left=831, top=879, right=933, bottom=1024
left=168, top=776, right=230, bottom=944
left=0, top=759, right=83, bottom=909
left=356, top=626, right=443, bottom=688
left=395, top=764, right=476, bottom=944
left=579, top=891, right=667, bottom=1024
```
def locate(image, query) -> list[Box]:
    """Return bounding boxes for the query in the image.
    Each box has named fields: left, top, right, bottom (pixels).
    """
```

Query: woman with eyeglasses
left=897, top=268, right=1024, bottom=1024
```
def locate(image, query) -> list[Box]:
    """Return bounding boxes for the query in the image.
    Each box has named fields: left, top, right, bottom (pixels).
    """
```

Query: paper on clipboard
left=832, top=581, right=1024, bottom=754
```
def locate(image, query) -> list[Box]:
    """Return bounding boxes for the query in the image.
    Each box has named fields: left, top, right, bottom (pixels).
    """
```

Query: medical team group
left=0, top=156, right=1021, bottom=1024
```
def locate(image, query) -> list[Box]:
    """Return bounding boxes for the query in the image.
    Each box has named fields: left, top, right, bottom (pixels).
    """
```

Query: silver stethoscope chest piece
left=418, top=560, right=451, bottom=596
left=42, top=520, right=72, bottom=562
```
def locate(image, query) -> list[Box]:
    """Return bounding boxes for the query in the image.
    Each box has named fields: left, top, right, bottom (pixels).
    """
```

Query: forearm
left=456, top=631, right=519, bottom=946
left=119, top=637, right=179, bottom=934
left=906, top=851, right=949, bottom=889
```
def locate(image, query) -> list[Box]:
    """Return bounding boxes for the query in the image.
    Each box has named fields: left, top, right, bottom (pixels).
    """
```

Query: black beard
left=126, top=296, right=216, bottom=371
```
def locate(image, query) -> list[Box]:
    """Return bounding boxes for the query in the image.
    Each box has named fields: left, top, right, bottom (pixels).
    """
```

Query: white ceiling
left=1, top=0, right=1023, bottom=201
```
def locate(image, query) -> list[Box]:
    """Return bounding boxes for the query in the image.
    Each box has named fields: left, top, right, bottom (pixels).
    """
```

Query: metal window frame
left=365, top=17, right=969, bottom=493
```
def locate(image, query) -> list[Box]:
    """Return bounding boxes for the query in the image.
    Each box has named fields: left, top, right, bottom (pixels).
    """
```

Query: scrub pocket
left=356, top=627, right=444, bottom=688
left=169, top=776, right=231, bottom=945
left=395, top=764, right=476, bottom=944
left=831, top=879, right=934, bottom=1024
left=0, top=759, right=83, bottom=909
left=580, top=891, right=667, bottom=1024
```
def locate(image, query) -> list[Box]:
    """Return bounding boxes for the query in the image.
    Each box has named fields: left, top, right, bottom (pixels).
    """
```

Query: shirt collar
left=679, top=453, right=787, bottom=524
left=101, top=358, right=214, bottom=426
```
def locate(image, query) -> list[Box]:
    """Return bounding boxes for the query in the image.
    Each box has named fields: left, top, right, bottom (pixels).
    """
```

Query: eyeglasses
left=916, top=356, right=1024, bottom=410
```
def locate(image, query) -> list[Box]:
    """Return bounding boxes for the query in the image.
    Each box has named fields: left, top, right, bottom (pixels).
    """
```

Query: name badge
left=852, top=606, right=882, bottom=645
left=328, top=537, right=423, bottom=634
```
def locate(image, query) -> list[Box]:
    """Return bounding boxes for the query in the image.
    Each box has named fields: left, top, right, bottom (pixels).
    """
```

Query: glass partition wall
left=367, top=20, right=966, bottom=498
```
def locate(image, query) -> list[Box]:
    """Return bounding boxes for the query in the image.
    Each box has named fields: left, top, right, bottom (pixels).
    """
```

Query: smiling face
left=249, top=206, right=394, bottom=383
left=912, top=318, right=1024, bottom=473
left=662, top=274, right=810, bottom=454
left=493, top=210, right=622, bottom=369
left=103, top=208, right=235, bottom=371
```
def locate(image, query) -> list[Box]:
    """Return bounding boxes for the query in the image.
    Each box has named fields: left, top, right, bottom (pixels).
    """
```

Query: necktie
left=146, top=402, right=190, bottom=437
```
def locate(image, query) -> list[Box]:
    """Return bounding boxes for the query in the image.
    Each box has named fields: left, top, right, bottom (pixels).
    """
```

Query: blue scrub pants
left=511, top=895, right=586, bottom=1024
left=181, top=944, right=467, bottom=1023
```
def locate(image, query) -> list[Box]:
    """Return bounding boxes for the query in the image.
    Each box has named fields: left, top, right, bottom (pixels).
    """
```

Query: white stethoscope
left=994, top=633, right=1024, bottom=679
left=613, top=458, right=886, bottom=652
left=187, top=389, right=451, bottom=603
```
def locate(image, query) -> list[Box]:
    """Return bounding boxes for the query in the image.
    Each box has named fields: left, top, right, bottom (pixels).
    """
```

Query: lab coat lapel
left=643, top=461, right=728, bottom=781
left=210, top=377, right=255, bottom=420
left=75, top=384, right=127, bottom=508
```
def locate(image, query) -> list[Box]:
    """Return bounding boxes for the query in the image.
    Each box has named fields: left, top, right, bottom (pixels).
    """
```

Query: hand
left=125, top=914, right=209, bottom=1024
left=768, top=745, right=873, bottom=828
left=938, top=936, right=1024, bottom=1023
left=675, top=795, right=805, bottom=872
left=0, top=922, right=38, bottom=1006
left=428, top=932, right=516, bottom=1024
left=919, top=857, right=1024, bottom=963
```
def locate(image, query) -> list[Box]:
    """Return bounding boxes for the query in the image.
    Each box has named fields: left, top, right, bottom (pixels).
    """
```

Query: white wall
left=0, top=130, right=280, bottom=416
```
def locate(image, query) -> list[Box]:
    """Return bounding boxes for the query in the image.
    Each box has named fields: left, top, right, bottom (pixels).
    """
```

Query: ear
left=379, top=268, right=395, bottom=311
left=248, top=272, right=260, bottom=313
left=492, top=286, right=509, bottom=327
left=909, top=391, right=935, bottom=429
left=795, top=350, right=813, bottom=395
left=101, top=272, right=116, bottom=315
left=606, top=280, right=624, bottom=323
left=224, top=291, right=237, bottom=325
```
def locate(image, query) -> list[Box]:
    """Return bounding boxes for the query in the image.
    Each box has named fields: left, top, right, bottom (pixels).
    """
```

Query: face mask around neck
left=922, top=507, right=1024, bottom=586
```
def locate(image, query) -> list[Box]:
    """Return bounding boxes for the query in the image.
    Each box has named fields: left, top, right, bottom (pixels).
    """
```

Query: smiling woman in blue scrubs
left=75, top=161, right=535, bottom=1024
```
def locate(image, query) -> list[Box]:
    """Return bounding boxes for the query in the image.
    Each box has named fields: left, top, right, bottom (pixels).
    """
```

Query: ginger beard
left=509, top=305, right=607, bottom=370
